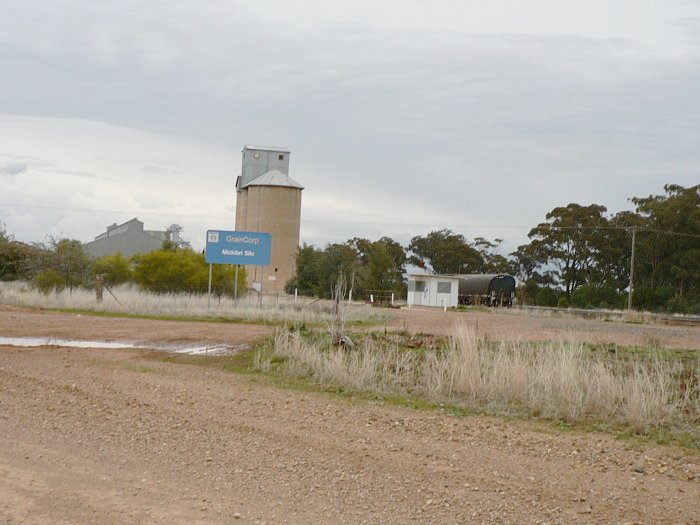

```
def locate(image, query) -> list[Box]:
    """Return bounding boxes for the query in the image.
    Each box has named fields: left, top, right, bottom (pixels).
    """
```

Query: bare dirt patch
left=0, top=304, right=272, bottom=345
left=386, top=306, right=700, bottom=350
left=1, top=306, right=699, bottom=524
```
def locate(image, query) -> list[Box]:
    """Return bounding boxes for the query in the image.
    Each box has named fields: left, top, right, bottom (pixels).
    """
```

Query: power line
left=640, top=227, right=700, bottom=239
left=531, top=225, right=700, bottom=239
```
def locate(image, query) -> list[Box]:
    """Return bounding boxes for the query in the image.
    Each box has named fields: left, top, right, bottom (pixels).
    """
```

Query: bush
left=33, top=238, right=92, bottom=291
left=518, top=280, right=540, bottom=305
left=535, top=287, right=558, bottom=306
left=634, top=286, right=676, bottom=311
left=666, top=295, right=689, bottom=314
left=92, top=253, right=132, bottom=286
left=34, top=269, right=68, bottom=294
left=0, top=242, right=40, bottom=281
left=131, top=248, right=246, bottom=295
left=570, top=284, right=625, bottom=310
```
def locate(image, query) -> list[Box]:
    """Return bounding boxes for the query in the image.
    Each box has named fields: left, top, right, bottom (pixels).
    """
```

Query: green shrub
left=570, top=284, right=625, bottom=310
left=535, top=287, right=558, bottom=306
left=34, top=269, right=67, bottom=294
left=634, top=286, right=676, bottom=311
left=131, top=248, right=246, bottom=295
left=92, top=253, right=132, bottom=286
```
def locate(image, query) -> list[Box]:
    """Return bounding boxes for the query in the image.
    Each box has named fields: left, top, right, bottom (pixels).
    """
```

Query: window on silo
left=278, top=154, right=284, bottom=160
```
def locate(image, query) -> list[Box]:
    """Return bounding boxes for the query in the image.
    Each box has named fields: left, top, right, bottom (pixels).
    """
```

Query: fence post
left=95, top=275, right=104, bottom=303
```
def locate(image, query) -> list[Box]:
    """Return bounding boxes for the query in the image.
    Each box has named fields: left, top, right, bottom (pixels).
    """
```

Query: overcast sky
left=1, top=0, right=699, bottom=254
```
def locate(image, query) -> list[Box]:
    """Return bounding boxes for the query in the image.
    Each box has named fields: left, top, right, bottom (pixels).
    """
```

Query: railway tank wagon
left=458, top=274, right=516, bottom=307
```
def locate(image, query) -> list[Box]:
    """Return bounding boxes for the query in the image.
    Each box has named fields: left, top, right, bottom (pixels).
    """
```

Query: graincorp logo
left=225, top=235, right=260, bottom=245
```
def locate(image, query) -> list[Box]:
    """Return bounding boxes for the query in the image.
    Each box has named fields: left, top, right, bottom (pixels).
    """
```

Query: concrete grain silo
left=235, top=145, right=303, bottom=293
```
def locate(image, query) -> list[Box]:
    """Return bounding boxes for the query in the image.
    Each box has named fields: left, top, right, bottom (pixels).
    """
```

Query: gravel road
left=1, top=306, right=698, bottom=524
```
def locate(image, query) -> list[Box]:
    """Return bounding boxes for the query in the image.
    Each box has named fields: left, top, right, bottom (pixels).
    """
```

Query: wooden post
left=95, top=275, right=104, bottom=303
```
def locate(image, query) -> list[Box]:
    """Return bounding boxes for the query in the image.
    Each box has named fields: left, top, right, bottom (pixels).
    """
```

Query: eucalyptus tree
left=630, top=184, right=700, bottom=310
left=526, top=203, right=609, bottom=296
left=350, top=236, right=406, bottom=294
left=407, top=229, right=482, bottom=274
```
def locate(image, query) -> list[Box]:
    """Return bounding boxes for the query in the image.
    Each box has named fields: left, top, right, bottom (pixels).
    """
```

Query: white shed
left=406, top=274, right=460, bottom=308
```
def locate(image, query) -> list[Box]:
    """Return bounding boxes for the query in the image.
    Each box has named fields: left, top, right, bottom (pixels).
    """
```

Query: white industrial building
left=406, top=274, right=460, bottom=308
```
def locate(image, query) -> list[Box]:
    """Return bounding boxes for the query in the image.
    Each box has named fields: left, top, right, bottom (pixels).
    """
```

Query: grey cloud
left=0, top=151, right=45, bottom=162
left=0, top=162, right=28, bottom=176
left=0, top=152, right=106, bottom=180
left=141, top=164, right=182, bottom=175
left=37, top=167, right=104, bottom=180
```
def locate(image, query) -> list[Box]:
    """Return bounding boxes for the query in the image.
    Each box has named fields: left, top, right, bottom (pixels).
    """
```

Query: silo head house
left=234, top=145, right=304, bottom=294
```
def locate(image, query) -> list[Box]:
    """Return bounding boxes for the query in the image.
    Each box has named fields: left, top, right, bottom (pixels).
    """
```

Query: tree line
left=512, top=184, right=699, bottom=312
left=1, top=183, right=697, bottom=313
left=0, top=235, right=246, bottom=296
left=288, top=184, right=699, bottom=313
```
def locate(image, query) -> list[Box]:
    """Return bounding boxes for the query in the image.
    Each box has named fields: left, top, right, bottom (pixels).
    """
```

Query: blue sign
left=205, top=230, right=271, bottom=266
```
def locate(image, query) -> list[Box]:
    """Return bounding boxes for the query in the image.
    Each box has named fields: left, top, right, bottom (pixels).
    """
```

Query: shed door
left=413, top=280, right=426, bottom=305
left=414, top=290, right=422, bottom=305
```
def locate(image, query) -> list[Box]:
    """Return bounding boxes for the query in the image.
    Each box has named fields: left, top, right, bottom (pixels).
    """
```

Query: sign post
left=205, top=230, right=272, bottom=306
left=207, top=264, right=213, bottom=309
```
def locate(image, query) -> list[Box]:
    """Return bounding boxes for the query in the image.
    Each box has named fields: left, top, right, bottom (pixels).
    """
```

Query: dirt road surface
left=1, top=306, right=699, bottom=524
left=386, top=306, right=700, bottom=350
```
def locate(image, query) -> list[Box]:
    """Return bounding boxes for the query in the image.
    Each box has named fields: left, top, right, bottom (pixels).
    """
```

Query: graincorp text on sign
left=225, top=235, right=260, bottom=245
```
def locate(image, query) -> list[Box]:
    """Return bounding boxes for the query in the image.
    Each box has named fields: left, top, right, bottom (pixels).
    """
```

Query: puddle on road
left=0, top=337, right=246, bottom=356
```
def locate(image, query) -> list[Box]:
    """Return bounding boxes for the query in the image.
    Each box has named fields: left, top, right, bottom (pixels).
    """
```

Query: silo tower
left=235, top=145, right=303, bottom=293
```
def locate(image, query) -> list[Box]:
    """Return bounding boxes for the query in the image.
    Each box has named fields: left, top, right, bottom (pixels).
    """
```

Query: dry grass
left=255, top=324, right=699, bottom=438
left=0, top=281, right=387, bottom=326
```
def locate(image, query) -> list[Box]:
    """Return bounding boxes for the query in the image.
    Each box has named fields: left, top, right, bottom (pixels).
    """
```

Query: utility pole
left=627, top=227, right=636, bottom=311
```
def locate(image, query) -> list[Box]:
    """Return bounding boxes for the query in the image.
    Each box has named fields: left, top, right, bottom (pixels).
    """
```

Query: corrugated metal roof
left=243, top=144, right=291, bottom=153
left=407, top=273, right=460, bottom=280
left=241, top=169, right=304, bottom=189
